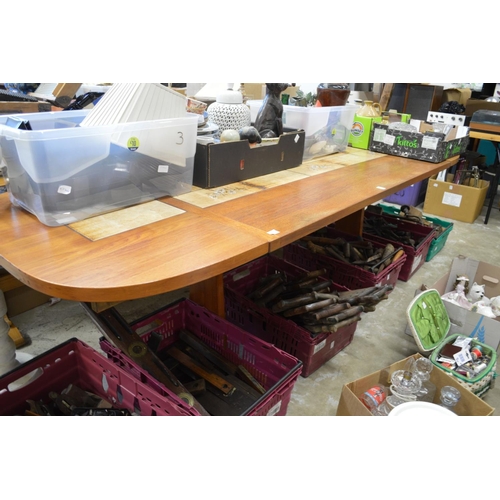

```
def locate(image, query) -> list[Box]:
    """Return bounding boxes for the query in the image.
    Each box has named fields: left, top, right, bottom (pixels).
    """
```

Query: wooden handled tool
left=82, top=303, right=210, bottom=416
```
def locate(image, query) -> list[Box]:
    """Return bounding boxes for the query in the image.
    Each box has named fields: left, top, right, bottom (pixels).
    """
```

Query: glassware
left=439, top=386, right=461, bottom=414
left=390, top=358, right=421, bottom=401
left=413, top=357, right=437, bottom=403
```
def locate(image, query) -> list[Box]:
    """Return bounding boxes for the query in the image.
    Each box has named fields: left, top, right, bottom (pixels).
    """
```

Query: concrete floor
left=9, top=195, right=500, bottom=416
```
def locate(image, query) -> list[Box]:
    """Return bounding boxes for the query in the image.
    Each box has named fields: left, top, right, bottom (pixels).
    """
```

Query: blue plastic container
left=384, top=179, right=428, bottom=206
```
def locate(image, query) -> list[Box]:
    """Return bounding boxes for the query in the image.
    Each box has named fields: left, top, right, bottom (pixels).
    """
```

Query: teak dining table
left=0, top=148, right=459, bottom=318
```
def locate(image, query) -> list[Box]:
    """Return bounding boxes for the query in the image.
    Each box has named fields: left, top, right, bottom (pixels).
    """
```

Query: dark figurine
left=239, top=126, right=262, bottom=145
left=254, top=83, right=289, bottom=138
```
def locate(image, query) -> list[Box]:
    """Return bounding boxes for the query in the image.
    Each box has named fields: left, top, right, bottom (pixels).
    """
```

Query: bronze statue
left=254, top=83, right=289, bottom=138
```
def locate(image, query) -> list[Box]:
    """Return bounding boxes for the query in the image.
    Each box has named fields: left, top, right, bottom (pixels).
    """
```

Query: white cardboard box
left=406, top=255, right=500, bottom=351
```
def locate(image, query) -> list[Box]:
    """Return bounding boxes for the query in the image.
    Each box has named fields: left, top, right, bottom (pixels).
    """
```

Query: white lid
left=216, top=89, right=243, bottom=104
left=388, top=401, right=458, bottom=417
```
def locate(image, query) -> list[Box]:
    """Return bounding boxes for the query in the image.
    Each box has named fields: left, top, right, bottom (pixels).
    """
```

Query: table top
left=0, top=149, right=459, bottom=303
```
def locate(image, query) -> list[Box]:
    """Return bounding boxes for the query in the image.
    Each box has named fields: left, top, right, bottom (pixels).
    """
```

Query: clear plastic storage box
left=0, top=110, right=198, bottom=226
left=248, top=100, right=358, bottom=161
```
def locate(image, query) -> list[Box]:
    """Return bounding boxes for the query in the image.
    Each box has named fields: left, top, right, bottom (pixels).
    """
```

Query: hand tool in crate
left=94, top=298, right=302, bottom=416
left=247, top=264, right=393, bottom=335
left=362, top=210, right=437, bottom=281
left=224, top=255, right=392, bottom=377
left=373, top=203, right=454, bottom=262
left=406, top=289, right=497, bottom=398
left=282, top=228, right=407, bottom=292
left=84, top=303, right=211, bottom=416
left=0, top=338, right=195, bottom=416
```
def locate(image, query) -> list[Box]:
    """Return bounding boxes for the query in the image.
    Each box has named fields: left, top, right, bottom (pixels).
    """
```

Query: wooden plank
left=52, top=83, right=82, bottom=98
left=379, top=84, right=394, bottom=111
left=372, top=83, right=384, bottom=104
left=0, top=102, right=51, bottom=114
left=469, top=124, right=500, bottom=136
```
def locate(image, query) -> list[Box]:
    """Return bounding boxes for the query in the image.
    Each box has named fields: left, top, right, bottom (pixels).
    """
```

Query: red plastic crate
left=0, top=338, right=193, bottom=416
left=100, top=298, right=302, bottom=416
left=362, top=211, right=437, bottom=281
left=283, top=229, right=407, bottom=291
left=223, top=254, right=358, bottom=378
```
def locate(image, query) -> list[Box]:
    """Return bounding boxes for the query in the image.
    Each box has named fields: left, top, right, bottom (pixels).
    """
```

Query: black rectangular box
left=193, top=130, right=305, bottom=188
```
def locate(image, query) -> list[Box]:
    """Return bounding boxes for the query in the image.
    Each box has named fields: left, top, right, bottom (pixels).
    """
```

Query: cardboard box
left=349, top=115, right=382, bottom=150
left=336, top=353, right=495, bottom=416
left=443, top=88, right=472, bottom=106
left=465, top=99, right=500, bottom=117
left=193, top=130, right=305, bottom=188
left=423, top=174, right=489, bottom=224
left=242, top=84, right=300, bottom=102
left=243, top=83, right=266, bottom=101
left=417, top=255, right=500, bottom=351
left=369, top=122, right=470, bottom=163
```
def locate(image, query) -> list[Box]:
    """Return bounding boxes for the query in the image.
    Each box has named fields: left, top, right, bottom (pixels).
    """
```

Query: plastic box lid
left=406, top=289, right=451, bottom=353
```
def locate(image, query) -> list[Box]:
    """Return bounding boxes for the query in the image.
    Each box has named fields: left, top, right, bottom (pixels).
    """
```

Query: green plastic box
left=406, top=288, right=497, bottom=398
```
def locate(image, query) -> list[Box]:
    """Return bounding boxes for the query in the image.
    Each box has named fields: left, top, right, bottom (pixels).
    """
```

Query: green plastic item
left=406, top=289, right=497, bottom=397
left=429, top=333, right=497, bottom=388
left=406, top=289, right=450, bottom=353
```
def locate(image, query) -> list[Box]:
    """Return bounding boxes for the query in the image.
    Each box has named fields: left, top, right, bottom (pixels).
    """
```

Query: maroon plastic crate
left=223, top=254, right=358, bottom=378
left=100, top=298, right=302, bottom=416
left=283, top=229, right=407, bottom=291
left=362, top=211, right=437, bottom=282
left=0, top=338, right=193, bottom=416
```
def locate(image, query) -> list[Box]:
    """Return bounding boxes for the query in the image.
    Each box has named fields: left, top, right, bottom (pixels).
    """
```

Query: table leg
left=335, top=209, right=364, bottom=236
left=484, top=143, right=500, bottom=225
left=190, top=275, right=225, bottom=318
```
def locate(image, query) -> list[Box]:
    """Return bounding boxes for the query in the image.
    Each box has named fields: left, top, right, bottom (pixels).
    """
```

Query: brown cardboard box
left=1, top=268, right=51, bottom=316
left=443, top=88, right=472, bottom=106
left=243, top=84, right=300, bottom=102
left=336, top=353, right=495, bottom=416
left=465, top=99, right=500, bottom=117
left=242, top=83, right=266, bottom=101
left=423, top=174, right=489, bottom=223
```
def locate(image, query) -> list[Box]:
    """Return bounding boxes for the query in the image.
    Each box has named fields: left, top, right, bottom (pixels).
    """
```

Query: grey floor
left=10, top=194, right=500, bottom=416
